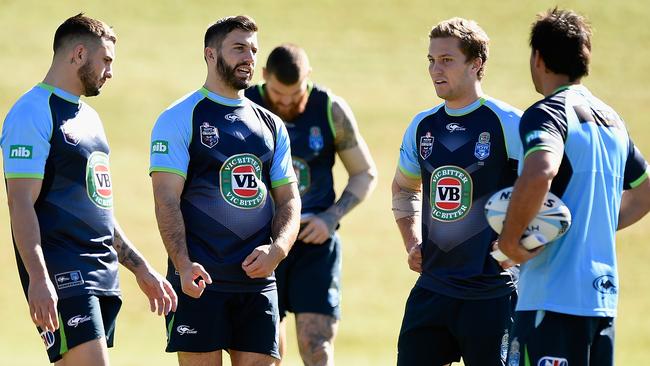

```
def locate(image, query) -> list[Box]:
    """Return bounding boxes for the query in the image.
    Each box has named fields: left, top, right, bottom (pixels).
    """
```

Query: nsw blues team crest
left=419, top=132, right=434, bottom=159
left=474, top=132, right=491, bottom=160
left=309, top=126, right=324, bottom=152
left=200, top=122, right=219, bottom=148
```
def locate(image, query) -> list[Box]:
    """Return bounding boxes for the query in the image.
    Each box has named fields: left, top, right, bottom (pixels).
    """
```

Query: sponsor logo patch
left=292, top=157, right=311, bottom=196
left=220, top=154, right=267, bottom=209
left=525, top=130, right=553, bottom=145
left=309, top=126, right=324, bottom=152
left=55, top=270, right=84, bottom=289
left=85, top=151, right=113, bottom=209
left=200, top=122, right=219, bottom=148
left=446, top=122, right=466, bottom=132
left=61, top=123, right=81, bottom=146
left=225, top=113, right=240, bottom=123
left=67, top=315, right=92, bottom=328
left=474, top=131, right=491, bottom=160
left=538, top=356, right=568, bottom=366
left=9, top=145, right=33, bottom=159
left=430, top=165, right=472, bottom=222
left=593, top=275, right=617, bottom=295
left=151, top=140, right=169, bottom=154
left=419, top=132, right=434, bottom=159
left=40, top=330, right=55, bottom=350
left=176, top=325, right=198, bottom=335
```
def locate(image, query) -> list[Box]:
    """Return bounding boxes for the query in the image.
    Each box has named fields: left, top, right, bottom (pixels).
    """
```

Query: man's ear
left=71, top=43, right=87, bottom=65
left=204, top=47, right=216, bottom=64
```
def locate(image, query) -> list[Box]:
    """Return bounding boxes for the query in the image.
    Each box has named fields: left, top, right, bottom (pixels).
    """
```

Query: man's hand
left=407, top=243, right=422, bottom=273
left=497, top=237, right=544, bottom=266
left=134, top=266, right=178, bottom=315
left=242, top=244, right=286, bottom=278
left=491, top=241, right=517, bottom=269
left=298, top=213, right=336, bottom=244
left=178, top=262, right=212, bottom=299
left=28, top=277, right=59, bottom=333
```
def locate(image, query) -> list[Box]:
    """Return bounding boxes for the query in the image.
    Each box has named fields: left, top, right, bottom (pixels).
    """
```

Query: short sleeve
left=1, top=102, right=52, bottom=179
left=519, top=107, right=567, bottom=159
left=397, top=116, right=421, bottom=179
left=623, top=137, right=649, bottom=189
left=270, top=118, right=297, bottom=188
left=149, top=110, right=191, bottom=178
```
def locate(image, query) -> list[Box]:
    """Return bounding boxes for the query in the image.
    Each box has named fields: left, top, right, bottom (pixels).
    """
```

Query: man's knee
left=295, top=313, right=338, bottom=365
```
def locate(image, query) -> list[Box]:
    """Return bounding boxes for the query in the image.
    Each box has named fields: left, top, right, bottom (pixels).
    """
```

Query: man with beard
left=1, top=13, right=177, bottom=365
left=245, top=44, right=377, bottom=366
left=150, top=16, right=301, bottom=366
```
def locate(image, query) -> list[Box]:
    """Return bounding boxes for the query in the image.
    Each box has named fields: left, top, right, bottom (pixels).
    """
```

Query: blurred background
left=1, top=0, right=649, bottom=364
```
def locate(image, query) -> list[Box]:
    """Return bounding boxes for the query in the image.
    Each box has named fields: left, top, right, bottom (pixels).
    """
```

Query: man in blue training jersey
left=498, top=8, right=650, bottom=366
left=392, top=18, right=522, bottom=366
left=150, top=16, right=301, bottom=366
left=246, top=44, right=377, bottom=366
left=0, top=13, right=177, bottom=365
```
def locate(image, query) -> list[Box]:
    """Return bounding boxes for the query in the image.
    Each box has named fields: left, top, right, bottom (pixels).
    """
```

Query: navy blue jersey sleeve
left=519, top=106, right=567, bottom=159
left=623, top=137, right=649, bottom=189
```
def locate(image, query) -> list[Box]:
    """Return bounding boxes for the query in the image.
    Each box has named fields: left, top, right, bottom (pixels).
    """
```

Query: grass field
left=1, top=0, right=650, bottom=364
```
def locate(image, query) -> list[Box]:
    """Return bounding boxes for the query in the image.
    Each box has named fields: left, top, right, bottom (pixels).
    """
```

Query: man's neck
left=42, top=64, right=83, bottom=97
left=204, top=75, right=242, bottom=99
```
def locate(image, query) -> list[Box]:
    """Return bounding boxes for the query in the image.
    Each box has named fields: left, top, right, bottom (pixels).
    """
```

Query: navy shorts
left=507, top=310, right=614, bottom=366
left=275, top=233, right=341, bottom=320
left=165, top=289, right=280, bottom=359
left=38, top=294, right=121, bottom=363
left=397, top=286, right=516, bottom=366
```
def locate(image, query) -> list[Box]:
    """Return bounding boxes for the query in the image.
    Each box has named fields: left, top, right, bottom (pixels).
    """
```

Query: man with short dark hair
left=498, top=8, right=650, bottom=366
left=1, top=13, right=177, bottom=365
left=392, top=18, right=521, bottom=365
left=150, top=16, right=301, bottom=366
left=246, top=43, right=377, bottom=366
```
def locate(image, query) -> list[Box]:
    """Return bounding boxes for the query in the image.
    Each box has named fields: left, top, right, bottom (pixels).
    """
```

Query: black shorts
left=507, top=310, right=614, bottom=366
left=275, top=233, right=341, bottom=320
left=397, top=286, right=516, bottom=366
left=38, top=294, right=121, bottom=363
left=165, top=289, right=280, bottom=359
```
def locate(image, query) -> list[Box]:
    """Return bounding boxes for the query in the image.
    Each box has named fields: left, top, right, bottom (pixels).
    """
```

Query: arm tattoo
left=318, top=190, right=361, bottom=231
left=113, top=230, right=144, bottom=271
left=331, top=98, right=360, bottom=151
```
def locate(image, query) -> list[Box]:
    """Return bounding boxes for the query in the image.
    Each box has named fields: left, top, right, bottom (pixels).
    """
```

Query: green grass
left=1, top=0, right=650, bottom=364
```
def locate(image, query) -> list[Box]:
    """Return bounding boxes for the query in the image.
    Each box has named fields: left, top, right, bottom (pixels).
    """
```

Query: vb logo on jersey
left=86, top=151, right=113, bottom=209
left=292, top=157, right=311, bottom=196
left=220, top=154, right=267, bottom=209
left=200, top=122, right=219, bottom=148
left=430, top=165, right=472, bottom=222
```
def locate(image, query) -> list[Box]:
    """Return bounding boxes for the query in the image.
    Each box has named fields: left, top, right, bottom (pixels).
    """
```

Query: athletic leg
left=56, top=338, right=110, bottom=366
left=230, top=350, right=277, bottom=366
left=178, top=351, right=222, bottom=366
left=295, top=312, right=338, bottom=366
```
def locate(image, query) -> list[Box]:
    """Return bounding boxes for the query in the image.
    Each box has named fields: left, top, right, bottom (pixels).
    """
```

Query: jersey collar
left=444, top=97, right=486, bottom=117
left=37, top=82, right=80, bottom=104
left=200, top=87, right=245, bottom=107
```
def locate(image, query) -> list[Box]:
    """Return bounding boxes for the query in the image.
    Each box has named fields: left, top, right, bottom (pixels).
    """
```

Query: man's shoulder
left=483, top=97, right=523, bottom=122
left=157, top=90, right=204, bottom=121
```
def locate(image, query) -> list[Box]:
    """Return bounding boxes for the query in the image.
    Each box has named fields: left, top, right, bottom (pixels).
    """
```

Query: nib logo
left=152, top=140, right=169, bottom=154
left=9, top=145, right=32, bottom=159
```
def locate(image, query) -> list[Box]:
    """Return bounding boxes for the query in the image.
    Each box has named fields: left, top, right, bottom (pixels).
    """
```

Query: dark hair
left=204, top=15, right=258, bottom=49
left=53, top=13, right=116, bottom=53
left=530, top=8, right=592, bottom=81
left=265, top=43, right=309, bottom=85
left=429, top=18, right=489, bottom=80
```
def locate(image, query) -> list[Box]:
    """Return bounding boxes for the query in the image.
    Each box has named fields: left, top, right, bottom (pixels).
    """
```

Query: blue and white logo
left=538, top=356, right=568, bottom=366
left=474, top=131, right=491, bottom=160
left=309, top=126, right=324, bottom=152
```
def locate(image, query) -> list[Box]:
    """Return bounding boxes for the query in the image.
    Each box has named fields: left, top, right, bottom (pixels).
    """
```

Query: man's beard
left=78, top=61, right=101, bottom=97
left=216, top=53, right=251, bottom=91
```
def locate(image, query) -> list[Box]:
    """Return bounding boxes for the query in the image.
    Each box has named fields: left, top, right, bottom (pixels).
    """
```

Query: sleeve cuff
left=149, top=167, right=187, bottom=179
left=271, top=176, right=297, bottom=188
left=398, top=165, right=420, bottom=179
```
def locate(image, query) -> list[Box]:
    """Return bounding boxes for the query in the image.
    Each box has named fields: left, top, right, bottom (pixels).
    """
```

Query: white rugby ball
left=484, top=186, right=571, bottom=243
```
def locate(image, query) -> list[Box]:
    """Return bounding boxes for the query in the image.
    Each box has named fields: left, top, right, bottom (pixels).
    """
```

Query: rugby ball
left=484, top=186, right=571, bottom=245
